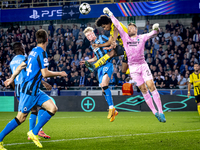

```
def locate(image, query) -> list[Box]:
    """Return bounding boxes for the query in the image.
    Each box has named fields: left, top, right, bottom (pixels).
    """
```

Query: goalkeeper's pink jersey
left=110, top=15, right=157, bottom=65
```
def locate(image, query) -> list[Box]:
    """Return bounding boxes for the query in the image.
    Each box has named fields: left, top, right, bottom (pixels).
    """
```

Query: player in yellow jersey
left=188, top=63, right=200, bottom=116
left=85, top=15, right=129, bottom=74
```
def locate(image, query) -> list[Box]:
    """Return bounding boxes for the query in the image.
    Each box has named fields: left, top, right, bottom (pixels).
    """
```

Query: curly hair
left=95, top=15, right=112, bottom=27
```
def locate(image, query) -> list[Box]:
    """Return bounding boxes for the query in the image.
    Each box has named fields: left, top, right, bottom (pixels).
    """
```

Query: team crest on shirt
left=137, top=38, right=140, bottom=44
left=24, top=107, right=27, bottom=111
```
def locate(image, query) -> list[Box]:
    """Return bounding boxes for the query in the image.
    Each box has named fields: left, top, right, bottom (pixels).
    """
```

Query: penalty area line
left=4, top=129, right=200, bottom=146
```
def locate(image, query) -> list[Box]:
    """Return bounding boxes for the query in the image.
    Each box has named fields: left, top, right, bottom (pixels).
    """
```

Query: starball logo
left=29, top=9, right=62, bottom=19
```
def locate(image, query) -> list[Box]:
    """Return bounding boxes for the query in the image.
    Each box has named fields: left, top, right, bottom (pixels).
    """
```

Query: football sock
left=38, top=108, right=46, bottom=122
left=29, top=112, right=37, bottom=131
left=142, top=91, right=157, bottom=114
left=103, top=86, right=114, bottom=107
left=151, top=89, right=163, bottom=114
left=32, top=111, right=54, bottom=135
left=125, top=68, right=130, bottom=74
left=94, top=54, right=110, bottom=68
left=0, top=117, right=21, bottom=142
left=197, top=105, right=200, bottom=116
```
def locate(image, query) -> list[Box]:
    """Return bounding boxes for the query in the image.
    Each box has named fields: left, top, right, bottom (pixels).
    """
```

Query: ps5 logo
left=29, top=9, right=62, bottom=19
left=29, top=10, right=40, bottom=19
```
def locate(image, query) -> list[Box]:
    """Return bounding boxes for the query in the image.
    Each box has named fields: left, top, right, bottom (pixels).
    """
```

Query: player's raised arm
left=103, top=7, right=127, bottom=39
left=143, top=23, right=160, bottom=41
left=4, top=61, right=27, bottom=86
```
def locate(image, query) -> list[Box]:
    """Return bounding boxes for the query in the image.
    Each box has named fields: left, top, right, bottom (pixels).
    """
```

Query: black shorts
left=195, top=95, right=200, bottom=103
left=114, top=45, right=128, bottom=63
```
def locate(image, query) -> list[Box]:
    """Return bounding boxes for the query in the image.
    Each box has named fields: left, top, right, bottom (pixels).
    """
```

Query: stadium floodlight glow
left=81, top=97, right=95, bottom=112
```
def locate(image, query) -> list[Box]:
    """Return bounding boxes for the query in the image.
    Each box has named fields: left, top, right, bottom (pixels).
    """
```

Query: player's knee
left=50, top=105, right=58, bottom=114
left=16, top=114, right=27, bottom=123
left=148, top=85, right=156, bottom=92
left=139, top=86, right=147, bottom=94
left=101, top=83, right=108, bottom=87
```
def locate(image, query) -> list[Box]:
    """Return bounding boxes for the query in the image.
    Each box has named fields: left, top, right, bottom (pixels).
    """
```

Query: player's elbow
left=42, top=72, right=48, bottom=78
left=42, top=73, right=48, bottom=78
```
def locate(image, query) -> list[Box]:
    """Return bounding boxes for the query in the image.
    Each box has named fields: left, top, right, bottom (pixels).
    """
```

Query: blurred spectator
left=48, top=21, right=55, bottom=37
left=156, top=75, right=164, bottom=89
left=166, top=20, right=171, bottom=30
left=163, top=76, right=170, bottom=89
left=50, top=83, right=59, bottom=96
left=178, top=74, right=187, bottom=89
left=169, top=74, right=178, bottom=88
left=79, top=72, right=86, bottom=87
left=193, top=30, right=200, bottom=42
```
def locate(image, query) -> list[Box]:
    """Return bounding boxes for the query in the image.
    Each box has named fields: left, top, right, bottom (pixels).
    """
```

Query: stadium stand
left=0, top=1, right=200, bottom=91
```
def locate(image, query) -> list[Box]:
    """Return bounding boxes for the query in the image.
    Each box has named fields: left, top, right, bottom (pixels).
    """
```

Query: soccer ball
left=79, top=3, right=91, bottom=15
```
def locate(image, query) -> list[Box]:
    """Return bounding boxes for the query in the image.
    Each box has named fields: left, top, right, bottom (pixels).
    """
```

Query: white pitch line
left=4, top=129, right=200, bottom=146
left=0, top=116, right=93, bottom=121
left=1, top=115, right=199, bottom=121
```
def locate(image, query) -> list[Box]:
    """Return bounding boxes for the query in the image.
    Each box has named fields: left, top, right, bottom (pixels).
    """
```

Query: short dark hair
left=13, top=42, right=23, bottom=54
left=194, top=63, right=199, bottom=66
left=36, top=29, right=48, bottom=44
left=95, top=15, right=112, bottom=27
left=128, top=22, right=137, bottom=29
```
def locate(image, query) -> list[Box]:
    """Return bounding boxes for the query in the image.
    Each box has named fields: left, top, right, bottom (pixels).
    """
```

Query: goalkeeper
left=103, top=7, right=166, bottom=122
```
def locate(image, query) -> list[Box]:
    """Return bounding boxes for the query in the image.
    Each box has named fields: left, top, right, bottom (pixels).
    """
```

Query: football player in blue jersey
left=1, top=29, right=67, bottom=149
left=9, top=42, right=52, bottom=140
left=80, top=27, right=118, bottom=122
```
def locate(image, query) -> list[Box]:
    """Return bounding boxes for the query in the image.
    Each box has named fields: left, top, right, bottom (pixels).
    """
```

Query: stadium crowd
left=0, top=19, right=200, bottom=91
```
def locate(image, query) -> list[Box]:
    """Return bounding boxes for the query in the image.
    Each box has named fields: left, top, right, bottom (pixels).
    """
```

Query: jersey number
left=146, top=70, right=151, bottom=76
left=26, top=58, right=32, bottom=76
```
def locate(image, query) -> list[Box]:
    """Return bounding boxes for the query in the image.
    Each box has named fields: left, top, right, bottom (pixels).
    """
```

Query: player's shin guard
left=197, top=105, right=200, bottom=116
left=0, top=117, right=21, bottom=142
left=94, top=54, right=110, bottom=68
left=103, top=86, right=114, bottom=108
left=32, top=111, right=54, bottom=135
left=29, top=112, right=37, bottom=131
left=142, top=91, right=157, bottom=114
left=151, top=89, right=163, bottom=114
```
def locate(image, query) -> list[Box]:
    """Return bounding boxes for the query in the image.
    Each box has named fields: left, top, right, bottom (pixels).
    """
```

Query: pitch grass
left=0, top=111, right=200, bottom=150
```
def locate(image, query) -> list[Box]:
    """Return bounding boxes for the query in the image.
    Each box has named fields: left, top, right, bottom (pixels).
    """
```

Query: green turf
left=0, top=111, right=200, bottom=150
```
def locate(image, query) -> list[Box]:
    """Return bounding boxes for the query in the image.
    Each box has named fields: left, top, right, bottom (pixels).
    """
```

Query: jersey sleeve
left=143, top=30, right=158, bottom=42
left=110, top=15, right=128, bottom=40
left=101, top=35, right=109, bottom=42
left=38, top=51, right=49, bottom=69
left=23, top=57, right=28, bottom=65
left=189, top=74, right=193, bottom=84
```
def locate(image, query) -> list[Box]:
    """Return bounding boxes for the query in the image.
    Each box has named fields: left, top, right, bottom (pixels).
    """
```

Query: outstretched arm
left=144, top=24, right=160, bottom=41
left=103, top=7, right=127, bottom=39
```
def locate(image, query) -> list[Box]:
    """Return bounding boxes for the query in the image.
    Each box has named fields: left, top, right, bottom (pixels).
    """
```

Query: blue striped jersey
left=21, top=46, right=49, bottom=96
left=10, top=55, right=26, bottom=97
left=91, top=35, right=111, bottom=61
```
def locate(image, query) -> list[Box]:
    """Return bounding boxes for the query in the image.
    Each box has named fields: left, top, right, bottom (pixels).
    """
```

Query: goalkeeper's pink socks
left=142, top=91, right=157, bottom=114
left=151, top=90, right=163, bottom=114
